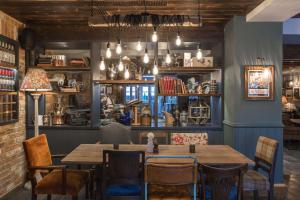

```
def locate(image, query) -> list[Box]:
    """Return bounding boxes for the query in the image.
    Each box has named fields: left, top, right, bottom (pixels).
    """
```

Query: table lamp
left=20, top=68, right=52, bottom=137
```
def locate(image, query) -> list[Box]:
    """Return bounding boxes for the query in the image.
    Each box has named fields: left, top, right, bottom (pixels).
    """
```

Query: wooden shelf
left=0, top=91, right=17, bottom=95
left=95, top=80, right=155, bottom=84
left=0, top=65, right=17, bottom=70
left=158, top=93, right=222, bottom=97
left=41, top=91, right=80, bottom=95
left=29, top=66, right=90, bottom=71
left=158, top=67, right=221, bottom=74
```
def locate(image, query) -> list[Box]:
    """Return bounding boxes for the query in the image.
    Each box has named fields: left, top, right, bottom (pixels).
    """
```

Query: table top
left=62, top=144, right=254, bottom=166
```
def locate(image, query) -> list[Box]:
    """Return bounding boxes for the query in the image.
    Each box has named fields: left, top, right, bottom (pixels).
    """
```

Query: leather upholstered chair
left=102, top=150, right=145, bottom=200
left=100, top=122, right=132, bottom=144
left=200, top=164, right=248, bottom=200
left=243, top=136, right=279, bottom=200
left=145, top=156, right=198, bottom=200
left=23, top=134, right=90, bottom=200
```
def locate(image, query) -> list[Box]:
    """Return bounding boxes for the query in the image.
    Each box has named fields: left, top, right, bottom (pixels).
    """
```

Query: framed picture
left=294, top=87, right=300, bottom=100
left=244, top=65, right=274, bottom=100
left=286, top=89, right=293, bottom=98
left=106, top=85, right=113, bottom=95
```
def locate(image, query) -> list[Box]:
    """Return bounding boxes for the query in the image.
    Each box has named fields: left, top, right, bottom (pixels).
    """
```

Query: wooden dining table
left=61, top=144, right=254, bottom=166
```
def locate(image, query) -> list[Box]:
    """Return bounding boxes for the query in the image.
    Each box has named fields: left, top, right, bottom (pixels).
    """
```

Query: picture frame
left=293, top=87, right=300, bottom=100
left=286, top=89, right=293, bottom=98
left=244, top=65, right=274, bottom=100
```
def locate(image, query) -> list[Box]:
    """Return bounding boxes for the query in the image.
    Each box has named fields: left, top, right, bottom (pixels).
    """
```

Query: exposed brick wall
left=0, top=11, right=26, bottom=198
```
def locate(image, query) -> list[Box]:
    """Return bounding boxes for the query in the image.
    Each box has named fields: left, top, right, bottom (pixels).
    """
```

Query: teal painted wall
left=224, top=16, right=283, bottom=182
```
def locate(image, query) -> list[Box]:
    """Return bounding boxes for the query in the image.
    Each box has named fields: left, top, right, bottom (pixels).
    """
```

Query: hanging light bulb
left=99, top=57, right=106, bottom=71
left=175, top=31, right=181, bottom=46
left=196, top=44, right=203, bottom=60
left=166, top=49, right=171, bottom=64
left=116, top=39, right=122, bottom=55
left=118, top=58, right=124, bottom=72
left=124, top=67, right=130, bottom=80
left=153, top=59, right=158, bottom=75
left=136, top=38, right=142, bottom=51
left=152, top=27, right=158, bottom=42
left=106, top=42, right=112, bottom=58
left=144, top=48, right=149, bottom=64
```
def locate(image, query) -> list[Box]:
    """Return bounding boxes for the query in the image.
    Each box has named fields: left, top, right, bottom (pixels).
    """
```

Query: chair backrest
left=254, top=136, right=279, bottom=180
left=171, top=133, right=208, bottom=145
left=100, top=122, right=132, bottom=144
left=103, top=150, right=145, bottom=182
left=200, top=164, right=248, bottom=200
left=145, top=156, right=198, bottom=200
left=23, top=134, right=52, bottom=173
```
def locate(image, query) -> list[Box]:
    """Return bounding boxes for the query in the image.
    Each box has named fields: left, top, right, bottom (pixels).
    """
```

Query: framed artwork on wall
left=293, top=87, right=300, bottom=100
left=286, top=89, right=293, bottom=98
left=244, top=65, right=275, bottom=100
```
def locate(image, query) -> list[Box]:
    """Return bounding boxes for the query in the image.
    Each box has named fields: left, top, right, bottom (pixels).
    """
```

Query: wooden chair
left=102, top=150, right=145, bottom=200
left=243, top=136, right=279, bottom=200
left=145, top=155, right=198, bottom=200
left=23, top=134, right=90, bottom=200
left=100, top=122, right=132, bottom=144
left=200, top=164, right=248, bottom=200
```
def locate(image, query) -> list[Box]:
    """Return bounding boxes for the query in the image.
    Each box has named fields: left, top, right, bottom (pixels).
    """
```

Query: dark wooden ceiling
left=0, top=0, right=265, bottom=41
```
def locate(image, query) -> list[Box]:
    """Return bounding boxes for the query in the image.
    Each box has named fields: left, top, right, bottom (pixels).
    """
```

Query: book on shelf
left=158, top=76, right=187, bottom=94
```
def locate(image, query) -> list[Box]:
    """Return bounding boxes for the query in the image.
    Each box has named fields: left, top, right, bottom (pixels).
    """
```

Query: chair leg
left=31, top=193, right=37, bottom=200
left=253, top=190, right=259, bottom=200
left=268, top=187, right=274, bottom=200
left=47, top=194, right=51, bottom=200
left=85, top=184, right=89, bottom=199
left=72, top=196, right=78, bottom=200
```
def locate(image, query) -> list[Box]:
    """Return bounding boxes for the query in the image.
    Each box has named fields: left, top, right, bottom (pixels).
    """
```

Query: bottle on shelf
left=0, top=41, right=15, bottom=67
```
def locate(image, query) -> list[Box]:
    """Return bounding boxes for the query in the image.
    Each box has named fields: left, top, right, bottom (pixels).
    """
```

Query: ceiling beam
left=246, top=0, right=300, bottom=22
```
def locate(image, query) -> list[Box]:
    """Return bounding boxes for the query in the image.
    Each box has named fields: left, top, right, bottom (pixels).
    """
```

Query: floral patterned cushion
left=171, top=133, right=208, bottom=145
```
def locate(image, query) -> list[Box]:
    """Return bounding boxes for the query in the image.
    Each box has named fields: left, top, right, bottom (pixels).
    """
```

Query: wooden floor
left=2, top=146, right=300, bottom=200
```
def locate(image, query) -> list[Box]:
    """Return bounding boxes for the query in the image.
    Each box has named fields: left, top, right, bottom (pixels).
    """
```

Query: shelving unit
left=158, top=67, right=221, bottom=74
left=95, top=80, right=155, bottom=84
left=26, top=46, right=91, bottom=128
left=0, top=34, right=19, bottom=125
left=97, top=65, right=223, bottom=129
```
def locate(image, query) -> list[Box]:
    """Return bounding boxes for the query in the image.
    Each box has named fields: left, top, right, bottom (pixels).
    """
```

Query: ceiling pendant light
left=153, top=59, right=158, bottom=75
left=99, top=57, right=106, bottom=71
left=118, top=58, right=124, bottom=72
left=166, top=49, right=171, bottom=64
left=144, top=47, right=149, bottom=64
left=106, top=42, right=112, bottom=58
left=136, top=38, right=142, bottom=51
left=175, top=31, right=182, bottom=46
left=116, top=39, right=122, bottom=55
left=196, top=43, right=203, bottom=60
left=152, top=27, right=158, bottom=42
left=124, top=67, right=130, bottom=80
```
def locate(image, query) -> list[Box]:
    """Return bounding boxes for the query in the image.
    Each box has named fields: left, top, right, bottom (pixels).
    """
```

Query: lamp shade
left=20, top=68, right=52, bottom=92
